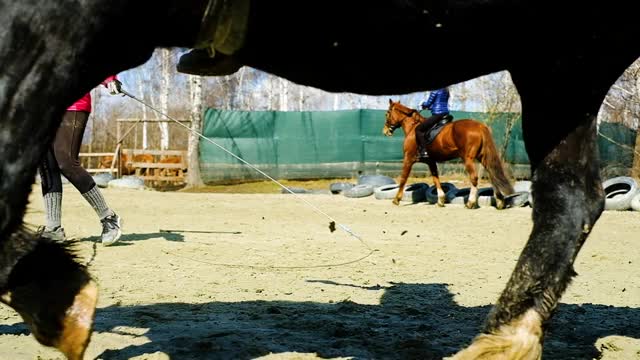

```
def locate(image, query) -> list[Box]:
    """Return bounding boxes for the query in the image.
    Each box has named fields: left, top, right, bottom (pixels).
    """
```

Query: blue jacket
left=421, top=88, right=450, bottom=115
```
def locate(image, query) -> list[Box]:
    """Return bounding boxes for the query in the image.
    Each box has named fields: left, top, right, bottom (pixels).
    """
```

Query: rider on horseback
left=416, top=87, right=451, bottom=160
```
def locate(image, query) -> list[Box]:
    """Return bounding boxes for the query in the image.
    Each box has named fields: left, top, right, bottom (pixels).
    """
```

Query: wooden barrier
left=122, top=149, right=187, bottom=184
left=79, top=149, right=187, bottom=185
left=79, top=152, right=119, bottom=175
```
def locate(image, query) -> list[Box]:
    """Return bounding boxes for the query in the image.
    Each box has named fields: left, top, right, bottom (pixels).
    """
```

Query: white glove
left=106, top=79, right=123, bottom=95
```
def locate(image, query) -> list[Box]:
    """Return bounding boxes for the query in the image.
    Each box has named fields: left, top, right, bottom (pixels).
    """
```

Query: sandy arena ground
left=0, top=184, right=638, bottom=359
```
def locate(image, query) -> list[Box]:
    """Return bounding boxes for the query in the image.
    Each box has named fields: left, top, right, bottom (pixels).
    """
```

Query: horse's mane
left=393, top=102, right=425, bottom=122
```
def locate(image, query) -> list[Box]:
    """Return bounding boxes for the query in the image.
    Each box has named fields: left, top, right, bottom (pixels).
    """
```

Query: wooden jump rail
left=78, top=148, right=188, bottom=185
left=122, top=149, right=188, bottom=184
left=79, top=152, right=119, bottom=175
left=78, top=118, right=191, bottom=184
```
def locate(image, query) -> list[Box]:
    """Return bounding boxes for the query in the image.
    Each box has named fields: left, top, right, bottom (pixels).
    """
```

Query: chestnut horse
left=383, top=100, right=514, bottom=209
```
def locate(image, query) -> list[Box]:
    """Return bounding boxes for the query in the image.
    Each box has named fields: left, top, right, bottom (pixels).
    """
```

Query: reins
left=386, top=106, right=423, bottom=133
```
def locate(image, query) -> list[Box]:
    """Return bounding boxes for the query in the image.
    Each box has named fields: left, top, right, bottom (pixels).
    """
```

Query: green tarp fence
left=199, top=109, right=636, bottom=182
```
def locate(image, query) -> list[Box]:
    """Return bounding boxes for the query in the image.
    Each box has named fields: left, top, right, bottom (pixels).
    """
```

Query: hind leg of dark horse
left=452, top=112, right=604, bottom=358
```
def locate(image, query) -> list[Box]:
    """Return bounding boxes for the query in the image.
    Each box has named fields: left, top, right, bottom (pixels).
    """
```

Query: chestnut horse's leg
left=427, top=160, right=446, bottom=207
left=393, top=153, right=416, bottom=205
left=462, top=157, right=479, bottom=209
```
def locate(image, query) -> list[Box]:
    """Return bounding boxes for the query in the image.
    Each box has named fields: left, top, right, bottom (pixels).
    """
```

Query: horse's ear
left=389, top=99, right=393, bottom=105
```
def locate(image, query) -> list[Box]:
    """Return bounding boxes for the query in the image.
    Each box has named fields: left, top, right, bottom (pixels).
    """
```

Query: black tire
left=513, top=180, right=533, bottom=207
left=513, top=180, right=532, bottom=193
left=107, top=176, right=145, bottom=190
left=282, top=187, right=309, bottom=194
left=357, top=175, right=396, bottom=187
left=448, top=187, right=496, bottom=206
left=343, top=184, right=374, bottom=198
left=374, top=184, right=400, bottom=200
left=631, top=193, right=640, bottom=212
left=603, top=176, right=638, bottom=211
left=401, top=183, right=429, bottom=203
left=448, top=188, right=471, bottom=205
left=477, top=195, right=496, bottom=207
left=310, top=189, right=332, bottom=195
left=329, top=182, right=355, bottom=194
left=93, top=173, right=114, bottom=188
left=425, top=182, right=458, bottom=204
left=477, top=187, right=494, bottom=197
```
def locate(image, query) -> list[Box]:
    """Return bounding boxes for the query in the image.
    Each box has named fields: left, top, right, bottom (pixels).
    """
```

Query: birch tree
left=187, top=75, right=204, bottom=187
left=280, top=77, right=289, bottom=111
left=159, top=48, right=171, bottom=150
left=136, top=72, right=148, bottom=149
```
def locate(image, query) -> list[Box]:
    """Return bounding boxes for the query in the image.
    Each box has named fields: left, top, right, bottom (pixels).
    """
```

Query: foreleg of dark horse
left=394, top=154, right=415, bottom=205
left=0, top=109, right=97, bottom=359
left=0, top=0, right=208, bottom=356
left=452, top=113, right=603, bottom=358
left=0, top=92, right=98, bottom=360
left=0, top=231, right=97, bottom=360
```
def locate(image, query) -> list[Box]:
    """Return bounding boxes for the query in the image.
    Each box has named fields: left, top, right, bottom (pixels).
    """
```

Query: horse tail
left=480, top=126, right=514, bottom=196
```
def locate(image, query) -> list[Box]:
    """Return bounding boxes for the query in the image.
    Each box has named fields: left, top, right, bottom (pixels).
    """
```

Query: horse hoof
left=392, top=199, right=400, bottom=206
left=450, top=309, right=543, bottom=360
left=2, top=238, right=98, bottom=360
left=503, top=192, right=530, bottom=209
left=437, top=202, right=445, bottom=207
left=55, top=280, right=98, bottom=360
left=465, top=202, right=479, bottom=209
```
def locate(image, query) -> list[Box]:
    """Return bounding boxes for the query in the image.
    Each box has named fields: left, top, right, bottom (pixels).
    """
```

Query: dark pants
left=39, top=111, right=95, bottom=195
left=415, top=113, right=446, bottom=153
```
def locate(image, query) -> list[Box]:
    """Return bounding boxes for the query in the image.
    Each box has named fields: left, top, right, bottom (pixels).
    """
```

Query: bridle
left=385, top=106, right=419, bottom=134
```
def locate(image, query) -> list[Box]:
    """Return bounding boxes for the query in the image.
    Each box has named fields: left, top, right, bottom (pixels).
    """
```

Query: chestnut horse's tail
left=480, top=126, right=514, bottom=196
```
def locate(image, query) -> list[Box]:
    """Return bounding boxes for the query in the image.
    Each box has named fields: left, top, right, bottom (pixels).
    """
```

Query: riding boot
left=177, top=49, right=243, bottom=76
left=418, top=147, right=429, bottom=161
left=416, top=139, right=429, bottom=160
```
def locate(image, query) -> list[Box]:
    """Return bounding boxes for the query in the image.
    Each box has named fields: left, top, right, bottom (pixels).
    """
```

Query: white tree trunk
left=222, top=76, right=232, bottom=110
left=236, top=67, right=246, bottom=110
left=136, top=72, right=148, bottom=149
left=268, top=75, right=274, bottom=109
left=187, top=75, right=204, bottom=187
left=280, top=77, right=288, bottom=111
left=299, top=85, right=305, bottom=110
left=159, top=49, right=170, bottom=150
left=333, top=93, right=339, bottom=110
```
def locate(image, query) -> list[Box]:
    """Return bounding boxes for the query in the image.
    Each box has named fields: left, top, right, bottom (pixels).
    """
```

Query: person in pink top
left=38, top=76, right=124, bottom=245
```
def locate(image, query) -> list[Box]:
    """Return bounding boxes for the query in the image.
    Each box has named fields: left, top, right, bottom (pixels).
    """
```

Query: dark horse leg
left=452, top=66, right=618, bottom=358
left=0, top=1, right=205, bottom=357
